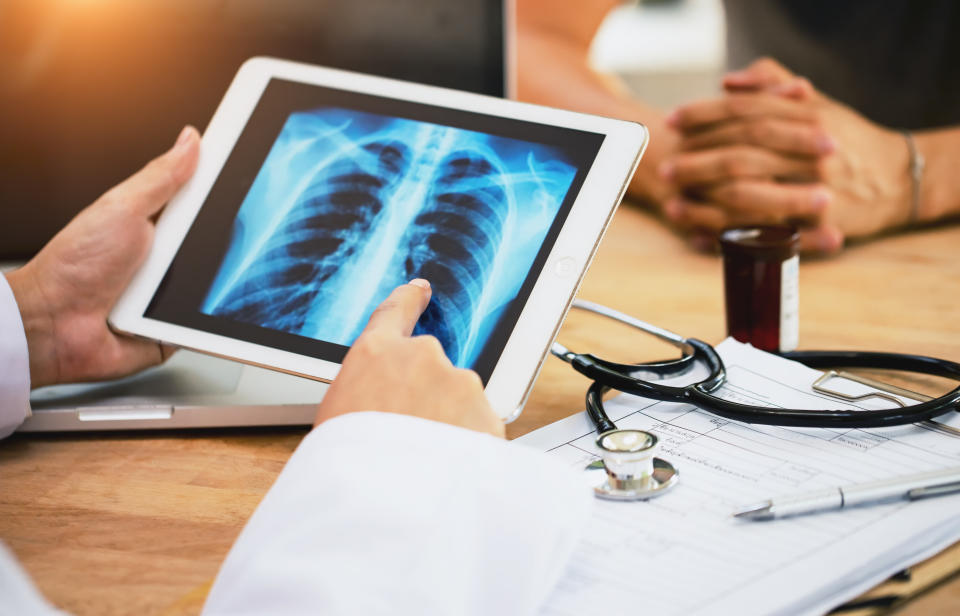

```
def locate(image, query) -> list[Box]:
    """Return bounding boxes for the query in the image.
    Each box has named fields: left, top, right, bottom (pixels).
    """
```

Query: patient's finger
left=662, top=146, right=821, bottom=186
left=723, top=57, right=796, bottom=90
left=701, top=180, right=830, bottom=223
left=668, top=94, right=815, bottom=132
left=798, top=224, right=845, bottom=255
left=666, top=198, right=844, bottom=255
left=665, top=191, right=817, bottom=231
left=363, top=279, right=433, bottom=337
left=663, top=198, right=729, bottom=233
left=679, top=118, right=835, bottom=157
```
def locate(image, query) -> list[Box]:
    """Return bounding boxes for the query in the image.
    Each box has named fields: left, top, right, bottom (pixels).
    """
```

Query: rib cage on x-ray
left=202, top=110, right=577, bottom=369
left=211, top=134, right=507, bottom=365
left=214, top=140, right=410, bottom=332
left=403, top=151, right=507, bottom=364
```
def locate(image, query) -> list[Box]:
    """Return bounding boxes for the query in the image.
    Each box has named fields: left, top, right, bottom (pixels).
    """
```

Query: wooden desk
left=2, top=206, right=958, bottom=615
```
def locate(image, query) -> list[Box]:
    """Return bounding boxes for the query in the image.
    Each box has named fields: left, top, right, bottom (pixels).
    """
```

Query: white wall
left=590, top=0, right=726, bottom=108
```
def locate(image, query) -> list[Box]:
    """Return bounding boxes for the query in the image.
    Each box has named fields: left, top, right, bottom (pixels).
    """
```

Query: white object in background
left=590, top=0, right=726, bottom=73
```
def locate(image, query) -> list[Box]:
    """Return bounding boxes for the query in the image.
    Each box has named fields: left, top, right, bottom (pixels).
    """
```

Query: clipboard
left=812, top=370, right=960, bottom=613
left=813, top=370, right=960, bottom=438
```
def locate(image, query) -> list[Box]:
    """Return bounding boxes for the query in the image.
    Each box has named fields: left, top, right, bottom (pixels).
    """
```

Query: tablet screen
left=146, top=79, right=604, bottom=381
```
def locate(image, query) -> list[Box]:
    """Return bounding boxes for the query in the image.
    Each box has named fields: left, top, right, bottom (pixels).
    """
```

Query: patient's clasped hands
left=660, top=58, right=914, bottom=254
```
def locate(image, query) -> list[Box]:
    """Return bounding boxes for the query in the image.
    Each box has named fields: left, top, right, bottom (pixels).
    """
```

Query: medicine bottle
left=719, top=226, right=799, bottom=353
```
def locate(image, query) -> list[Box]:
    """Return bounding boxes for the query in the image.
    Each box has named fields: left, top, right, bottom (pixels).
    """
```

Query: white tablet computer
left=110, top=57, right=647, bottom=422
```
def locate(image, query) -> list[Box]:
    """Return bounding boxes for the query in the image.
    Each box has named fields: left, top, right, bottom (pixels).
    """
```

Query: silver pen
left=734, top=466, right=960, bottom=521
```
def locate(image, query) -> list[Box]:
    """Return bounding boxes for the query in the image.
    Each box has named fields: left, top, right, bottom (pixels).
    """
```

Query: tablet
left=110, top=57, right=647, bottom=421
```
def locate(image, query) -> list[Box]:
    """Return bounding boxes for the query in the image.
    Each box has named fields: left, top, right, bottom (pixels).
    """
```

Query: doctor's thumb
left=106, top=125, right=200, bottom=220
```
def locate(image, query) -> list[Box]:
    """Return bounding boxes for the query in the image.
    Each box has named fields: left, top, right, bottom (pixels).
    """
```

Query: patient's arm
left=516, top=0, right=677, bottom=206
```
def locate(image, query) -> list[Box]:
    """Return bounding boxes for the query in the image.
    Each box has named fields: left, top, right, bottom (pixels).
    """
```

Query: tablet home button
left=554, top=257, right=577, bottom=278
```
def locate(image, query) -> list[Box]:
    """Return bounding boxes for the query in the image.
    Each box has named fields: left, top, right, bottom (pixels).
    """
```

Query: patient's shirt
left=724, top=0, right=960, bottom=130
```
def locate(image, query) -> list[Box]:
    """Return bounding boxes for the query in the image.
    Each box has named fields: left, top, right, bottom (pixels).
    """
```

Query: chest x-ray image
left=201, top=108, right=578, bottom=370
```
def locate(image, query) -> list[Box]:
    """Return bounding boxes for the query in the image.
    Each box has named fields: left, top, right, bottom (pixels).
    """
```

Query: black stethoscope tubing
left=553, top=300, right=960, bottom=431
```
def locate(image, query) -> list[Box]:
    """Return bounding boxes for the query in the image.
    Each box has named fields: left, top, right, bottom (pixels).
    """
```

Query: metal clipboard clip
left=812, top=370, right=960, bottom=438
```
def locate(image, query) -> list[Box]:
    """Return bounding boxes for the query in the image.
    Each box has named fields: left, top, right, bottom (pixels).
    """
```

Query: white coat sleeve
left=204, top=412, right=592, bottom=616
left=0, top=273, right=31, bottom=439
left=0, top=542, right=65, bottom=616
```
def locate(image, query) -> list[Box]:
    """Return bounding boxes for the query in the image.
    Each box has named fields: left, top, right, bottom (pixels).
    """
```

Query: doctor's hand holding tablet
left=1, top=56, right=643, bottom=614
left=109, top=57, right=647, bottom=423
left=8, top=57, right=645, bottom=434
left=0, top=130, right=585, bottom=614
left=3, top=125, right=505, bottom=440
left=4, top=126, right=201, bottom=389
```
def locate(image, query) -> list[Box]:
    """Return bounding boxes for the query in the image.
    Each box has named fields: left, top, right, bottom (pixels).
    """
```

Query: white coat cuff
left=0, top=273, right=31, bottom=439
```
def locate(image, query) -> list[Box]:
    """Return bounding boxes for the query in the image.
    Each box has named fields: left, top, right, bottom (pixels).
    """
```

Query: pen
left=734, top=466, right=960, bottom=521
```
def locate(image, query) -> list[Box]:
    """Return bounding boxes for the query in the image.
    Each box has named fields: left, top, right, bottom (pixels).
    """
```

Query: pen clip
left=907, top=480, right=960, bottom=500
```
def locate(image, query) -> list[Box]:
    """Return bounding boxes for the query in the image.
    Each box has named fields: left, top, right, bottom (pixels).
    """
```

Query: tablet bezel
left=110, top=56, right=647, bottom=422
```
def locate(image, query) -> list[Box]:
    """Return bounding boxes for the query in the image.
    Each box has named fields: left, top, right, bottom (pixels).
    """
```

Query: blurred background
left=0, top=0, right=726, bottom=259
left=0, top=0, right=505, bottom=258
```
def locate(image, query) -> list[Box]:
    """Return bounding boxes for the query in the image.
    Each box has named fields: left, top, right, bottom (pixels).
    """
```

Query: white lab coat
left=0, top=274, right=592, bottom=615
left=0, top=273, right=30, bottom=439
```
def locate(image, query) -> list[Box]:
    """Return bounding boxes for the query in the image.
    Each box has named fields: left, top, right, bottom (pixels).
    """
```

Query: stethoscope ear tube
left=780, top=350, right=960, bottom=380
left=686, top=382, right=960, bottom=428
left=556, top=301, right=960, bottom=431
left=586, top=381, right=617, bottom=434
left=571, top=338, right=726, bottom=435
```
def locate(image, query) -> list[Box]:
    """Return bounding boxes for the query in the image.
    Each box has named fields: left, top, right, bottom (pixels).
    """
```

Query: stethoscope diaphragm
left=586, top=429, right=679, bottom=500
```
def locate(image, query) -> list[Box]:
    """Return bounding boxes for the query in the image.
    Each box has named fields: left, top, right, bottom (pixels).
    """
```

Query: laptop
left=7, top=0, right=513, bottom=431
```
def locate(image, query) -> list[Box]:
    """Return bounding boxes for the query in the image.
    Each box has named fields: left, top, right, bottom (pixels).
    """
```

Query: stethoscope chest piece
left=587, top=429, right=678, bottom=500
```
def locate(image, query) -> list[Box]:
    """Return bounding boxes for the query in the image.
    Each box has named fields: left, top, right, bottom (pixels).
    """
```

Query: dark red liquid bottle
left=720, top=226, right=799, bottom=352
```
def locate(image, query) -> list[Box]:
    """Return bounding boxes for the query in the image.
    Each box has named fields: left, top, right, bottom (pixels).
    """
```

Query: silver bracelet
left=902, top=131, right=925, bottom=224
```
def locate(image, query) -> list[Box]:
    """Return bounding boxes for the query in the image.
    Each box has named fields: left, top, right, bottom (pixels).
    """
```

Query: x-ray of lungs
left=209, top=139, right=409, bottom=334
left=202, top=108, right=577, bottom=370
left=401, top=151, right=507, bottom=365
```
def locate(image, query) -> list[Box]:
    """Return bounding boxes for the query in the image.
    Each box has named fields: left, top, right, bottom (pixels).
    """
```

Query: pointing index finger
left=363, top=279, right=433, bottom=337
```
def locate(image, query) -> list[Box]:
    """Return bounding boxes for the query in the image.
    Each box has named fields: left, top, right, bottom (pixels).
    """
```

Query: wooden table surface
left=2, top=206, right=958, bottom=615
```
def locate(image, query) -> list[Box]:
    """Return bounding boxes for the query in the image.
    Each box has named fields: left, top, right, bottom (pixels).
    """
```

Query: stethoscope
left=551, top=300, right=960, bottom=501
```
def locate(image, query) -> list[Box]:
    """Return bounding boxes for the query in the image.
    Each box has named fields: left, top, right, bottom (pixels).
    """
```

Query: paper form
left=520, top=339, right=960, bottom=616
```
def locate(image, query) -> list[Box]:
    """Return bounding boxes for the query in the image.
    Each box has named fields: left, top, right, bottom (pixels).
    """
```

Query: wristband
left=902, top=131, right=925, bottom=224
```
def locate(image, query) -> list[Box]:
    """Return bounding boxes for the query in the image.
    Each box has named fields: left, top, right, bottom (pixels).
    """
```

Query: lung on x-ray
left=201, top=108, right=577, bottom=369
